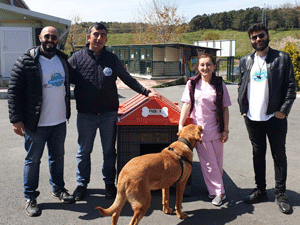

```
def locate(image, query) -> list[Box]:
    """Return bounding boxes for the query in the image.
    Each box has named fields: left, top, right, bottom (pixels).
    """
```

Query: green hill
left=106, top=29, right=300, bottom=58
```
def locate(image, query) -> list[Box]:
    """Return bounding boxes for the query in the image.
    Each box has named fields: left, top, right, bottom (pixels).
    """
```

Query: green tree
left=189, top=14, right=211, bottom=31
left=231, top=9, right=245, bottom=31
left=209, top=12, right=232, bottom=30
left=282, top=8, right=300, bottom=28
left=189, top=15, right=201, bottom=31
left=268, top=9, right=285, bottom=29
left=209, top=13, right=223, bottom=30
left=283, top=42, right=300, bottom=90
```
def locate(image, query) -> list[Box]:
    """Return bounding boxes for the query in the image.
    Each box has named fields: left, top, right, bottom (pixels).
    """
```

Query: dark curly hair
left=247, top=23, right=268, bottom=38
left=188, top=54, right=224, bottom=133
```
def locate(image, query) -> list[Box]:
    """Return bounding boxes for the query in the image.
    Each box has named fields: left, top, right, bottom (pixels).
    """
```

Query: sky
left=23, top=0, right=295, bottom=23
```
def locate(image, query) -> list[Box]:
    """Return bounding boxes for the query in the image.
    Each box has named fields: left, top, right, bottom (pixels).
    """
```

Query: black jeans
left=244, top=116, right=287, bottom=194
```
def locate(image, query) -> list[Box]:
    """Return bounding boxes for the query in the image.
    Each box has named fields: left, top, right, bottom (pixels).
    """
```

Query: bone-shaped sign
left=142, top=106, right=168, bottom=118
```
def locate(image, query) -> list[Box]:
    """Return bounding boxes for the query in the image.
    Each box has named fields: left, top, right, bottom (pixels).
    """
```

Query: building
left=0, top=0, right=71, bottom=79
left=194, top=40, right=237, bottom=81
left=107, top=43, right=219, bottom=79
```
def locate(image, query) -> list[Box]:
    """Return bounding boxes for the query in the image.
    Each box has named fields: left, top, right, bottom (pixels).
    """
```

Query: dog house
left=117, top=94, right=194, bottom=195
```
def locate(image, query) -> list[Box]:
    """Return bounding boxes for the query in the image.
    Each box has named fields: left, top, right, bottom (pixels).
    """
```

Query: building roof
left=0, top=2, right=70, bottom=25
left=108, top=43, right=220, bottom=51
left=117, top=94, right=193, bottom=126
left=0, top=0, right=30, bottom=9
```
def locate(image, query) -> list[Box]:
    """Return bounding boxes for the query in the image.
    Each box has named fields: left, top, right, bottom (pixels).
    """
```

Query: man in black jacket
left=238, top=24, right=296, bottom=214
left=69, top=23, right=160, bottom=200
left=8, top=26, right=74, bottom=217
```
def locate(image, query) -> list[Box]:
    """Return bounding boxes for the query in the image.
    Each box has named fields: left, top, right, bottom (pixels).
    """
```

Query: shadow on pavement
left=38, top=160, right=300, bottom=223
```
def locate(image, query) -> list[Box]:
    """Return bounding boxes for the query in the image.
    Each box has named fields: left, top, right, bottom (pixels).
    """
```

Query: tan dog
left=96, top=124, right=202, bottom=225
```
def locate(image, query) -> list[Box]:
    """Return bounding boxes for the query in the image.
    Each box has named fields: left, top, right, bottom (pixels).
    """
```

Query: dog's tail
left=95, top=188, right=127, bottom=217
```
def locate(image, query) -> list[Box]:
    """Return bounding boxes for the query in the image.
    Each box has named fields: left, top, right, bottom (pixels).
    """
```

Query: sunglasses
left=251, top=33, right=265, bottom=41
left=43, top=34, right=58, bottom=41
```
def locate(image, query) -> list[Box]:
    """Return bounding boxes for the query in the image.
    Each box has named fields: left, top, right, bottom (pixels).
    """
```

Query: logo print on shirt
left=252, top=70, right=267, bottom=82
left=47, top=72, right=65, bottom=87
left=103, top=67, right=113, bottom=76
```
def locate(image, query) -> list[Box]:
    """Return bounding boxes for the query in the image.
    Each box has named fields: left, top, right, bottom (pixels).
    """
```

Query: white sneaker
left=212, top=194, right=226, bottom=206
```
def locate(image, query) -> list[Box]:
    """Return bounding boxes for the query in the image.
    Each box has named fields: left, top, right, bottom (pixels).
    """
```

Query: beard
left=251, top=37, right=269, bottom=52
left=41, top=41, right=57, bottom=53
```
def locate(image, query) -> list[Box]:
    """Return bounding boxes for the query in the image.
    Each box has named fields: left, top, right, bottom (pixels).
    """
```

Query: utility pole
left=262, top=5, right=267, bottom=26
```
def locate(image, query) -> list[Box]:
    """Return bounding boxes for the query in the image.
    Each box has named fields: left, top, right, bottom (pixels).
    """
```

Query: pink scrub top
left=181, top=79, right=231, bottom=141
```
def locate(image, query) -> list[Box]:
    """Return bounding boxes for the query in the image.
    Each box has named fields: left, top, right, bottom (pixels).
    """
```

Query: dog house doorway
left=140, top=143, right=170, bottom=156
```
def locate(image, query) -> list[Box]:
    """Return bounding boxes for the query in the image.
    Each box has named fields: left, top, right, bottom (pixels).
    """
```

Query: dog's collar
left=168, top=147, right=192, bottom=183
left=178, top=138, right=193, bottom=151
left=168, top=147, right=192, bottom=166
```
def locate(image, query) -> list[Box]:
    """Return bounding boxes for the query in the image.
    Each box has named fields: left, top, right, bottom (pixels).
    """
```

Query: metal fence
left=217, top=57, right=240, bottom=82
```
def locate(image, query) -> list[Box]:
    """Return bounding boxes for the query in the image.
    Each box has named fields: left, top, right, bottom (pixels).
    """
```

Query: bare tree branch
left=133, top=0, right=186, bottom=44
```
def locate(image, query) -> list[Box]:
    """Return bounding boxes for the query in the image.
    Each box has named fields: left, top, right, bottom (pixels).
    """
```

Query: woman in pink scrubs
left=179, top=53, right=231, bottom=206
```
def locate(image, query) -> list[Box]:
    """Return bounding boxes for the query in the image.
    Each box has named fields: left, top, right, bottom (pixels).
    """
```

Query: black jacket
left=8, top=46, right=71, bottom=132
left=238, top=48, right=296, bottom=116
left=68, top=45, right=150, bottom=114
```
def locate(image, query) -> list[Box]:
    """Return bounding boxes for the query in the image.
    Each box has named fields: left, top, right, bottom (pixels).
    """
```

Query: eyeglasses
left=43, top=34, right=58, bottom=41
left=251, top=33, right=265, bottom=41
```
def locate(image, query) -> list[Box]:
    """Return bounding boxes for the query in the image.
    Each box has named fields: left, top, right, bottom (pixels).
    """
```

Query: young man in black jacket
left=238, top=24, right=296, bottom=214
left=8, top=26, right=74, bottom=217
left=69, top=23, right=160, bottom=200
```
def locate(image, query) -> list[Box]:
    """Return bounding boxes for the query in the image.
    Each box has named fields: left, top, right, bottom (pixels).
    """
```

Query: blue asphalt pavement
left=1, top=84, right=300, bottom=225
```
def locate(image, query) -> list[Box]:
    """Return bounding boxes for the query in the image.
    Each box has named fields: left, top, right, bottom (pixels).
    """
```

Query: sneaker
left=208, top=194, right=215, bottom=199
left=105, top=184, right=117, bottom=199
left=73, top=186, right=87, bottom=201
left=275, top=193, right=292, bottom=214
left=212, top=194, right=226, bottom=206
left=25, top=199, right=41, bottom=217
left=243, top=188, right=268, bottom=204
left=52, top=188, right=75, bottom=204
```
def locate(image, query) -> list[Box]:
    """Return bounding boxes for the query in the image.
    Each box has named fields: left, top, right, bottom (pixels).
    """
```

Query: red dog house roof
left=117, top=94, right=193, bottom=126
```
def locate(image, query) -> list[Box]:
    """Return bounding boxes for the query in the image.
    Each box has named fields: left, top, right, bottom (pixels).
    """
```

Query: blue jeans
left=76, top=111, right=117, bottom=187
left=24, top=122, right=66, bottom=200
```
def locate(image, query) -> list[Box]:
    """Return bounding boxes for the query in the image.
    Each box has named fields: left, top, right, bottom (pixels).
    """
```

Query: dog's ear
left=198, top=125, right=203, bottom=133
left=177, top=128, right=182, bottom=137
left=195, top=125, right=203, bottom=143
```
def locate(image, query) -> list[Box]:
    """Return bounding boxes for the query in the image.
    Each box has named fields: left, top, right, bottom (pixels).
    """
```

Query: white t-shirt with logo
left=38, top=55, right=66, bottom=126
left=247, top=54, right=274, bottom=121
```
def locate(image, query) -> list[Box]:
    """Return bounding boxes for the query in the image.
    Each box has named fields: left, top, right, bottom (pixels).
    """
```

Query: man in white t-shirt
left=8, top=26, right=74, bottom=217
left=238, top=24, right=296, bottom=214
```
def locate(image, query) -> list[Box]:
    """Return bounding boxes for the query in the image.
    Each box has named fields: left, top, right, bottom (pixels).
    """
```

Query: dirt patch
left=271, top=36, right=300, bottom=50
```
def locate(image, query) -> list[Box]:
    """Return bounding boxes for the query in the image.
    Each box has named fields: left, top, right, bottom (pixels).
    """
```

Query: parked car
left=233, top=66, right=240, bottom=76
left=231, top=66, right=240, bottom=82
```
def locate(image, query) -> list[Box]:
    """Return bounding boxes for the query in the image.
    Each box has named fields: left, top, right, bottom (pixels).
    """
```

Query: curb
left=2, top=87, right=300, bottom=100
left=0, top=90, right=7, bottom=99
left=0, top=89, right=75, bottom=99
left=151, top=77, right=186, bottom=88
left=0, top=78, right=185, bottom=99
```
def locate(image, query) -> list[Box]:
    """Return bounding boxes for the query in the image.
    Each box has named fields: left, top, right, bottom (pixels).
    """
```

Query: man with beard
left=8, top=26, right=74, bottom=217
left=238, top=24, right=296, bottom=214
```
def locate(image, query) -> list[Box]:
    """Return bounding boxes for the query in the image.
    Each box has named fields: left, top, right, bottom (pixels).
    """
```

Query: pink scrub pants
left=196, top=139, right=225, bottom=196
